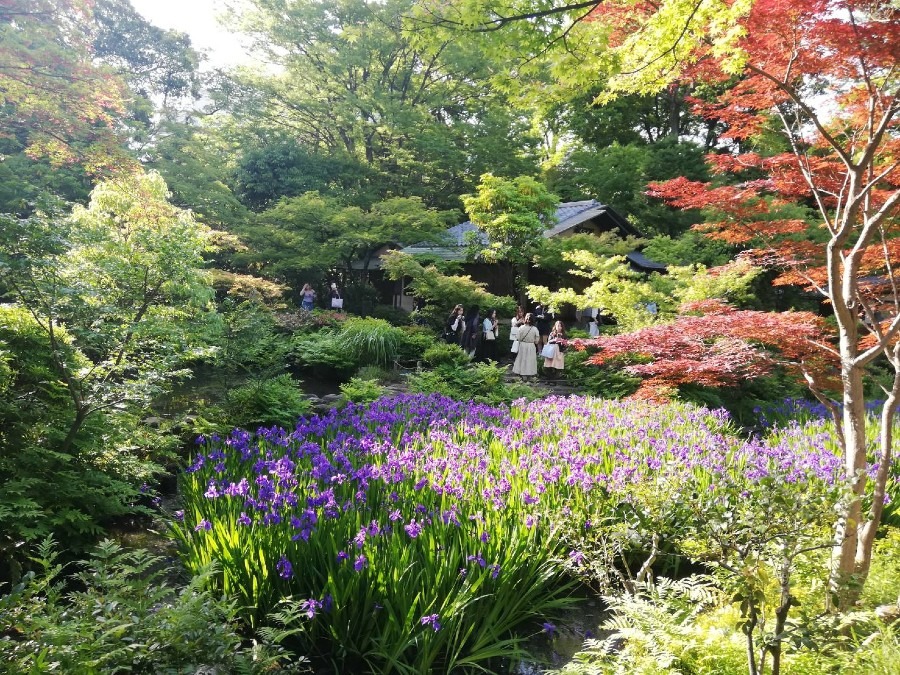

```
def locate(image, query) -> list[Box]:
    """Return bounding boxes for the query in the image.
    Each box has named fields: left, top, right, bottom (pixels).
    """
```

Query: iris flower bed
left=175, top=394, right=849, bottom=673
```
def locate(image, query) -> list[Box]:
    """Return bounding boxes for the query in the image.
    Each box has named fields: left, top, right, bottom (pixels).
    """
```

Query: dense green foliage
left=0, top=306, right=154, bottom=568
left=3, top=2, right=899, bottom=673
left=0, top=539, right=289, bottom=673
left=0, top=173, right=212, bottom=567
left=224, top=375, right=311, bottom=430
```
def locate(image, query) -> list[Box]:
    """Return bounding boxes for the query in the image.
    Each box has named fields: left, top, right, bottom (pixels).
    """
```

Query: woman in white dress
left=512, top=313, right=540, bottom=380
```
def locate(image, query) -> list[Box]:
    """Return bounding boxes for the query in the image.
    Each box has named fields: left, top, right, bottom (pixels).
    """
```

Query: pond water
left=153, top=367, right=342, bottom=417
left=513, top=590, right=608, bottom=673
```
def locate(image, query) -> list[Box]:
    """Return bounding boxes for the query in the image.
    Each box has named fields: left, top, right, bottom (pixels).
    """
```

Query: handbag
left=540, top=343, right=558, bottom=359
left=331, top=298, right=344, bottom=309
left=484, top=327, right=496, bottom=340
left=511, top=341, right=519, bottom=353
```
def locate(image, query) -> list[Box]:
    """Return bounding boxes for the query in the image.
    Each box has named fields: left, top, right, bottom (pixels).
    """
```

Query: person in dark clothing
left=533, top=302, right=552, bottom=346
left=444, top=305, right=464, bottom=344
left=462, top=306, right=481, bottom=356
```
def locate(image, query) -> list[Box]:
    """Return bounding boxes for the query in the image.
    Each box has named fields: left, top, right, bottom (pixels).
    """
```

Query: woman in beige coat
left=512, top=313, right=540, bottom=380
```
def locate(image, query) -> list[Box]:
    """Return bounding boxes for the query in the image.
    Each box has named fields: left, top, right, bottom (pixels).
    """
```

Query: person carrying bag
left=329, top=283, right=343, bottom=309
left=444, top=305, right=464, bottom=344
left=481, top=309, right=499, bottom=361
left=511, top=313, right=539, bottom=381
left=543, top=320, right=566, bottom=376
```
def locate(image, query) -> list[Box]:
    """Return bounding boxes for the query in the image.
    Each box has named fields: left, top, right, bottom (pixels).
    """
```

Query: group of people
left=443, top=305, right=502, bottom=361
left=300, top=283, right=343, bottom=311
left=509, top=304, right=566, bottom=381
left=444, top=303, right=566, bottom=382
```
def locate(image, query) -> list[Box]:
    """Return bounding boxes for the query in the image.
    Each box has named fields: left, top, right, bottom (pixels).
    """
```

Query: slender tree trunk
left=770, top=553, right=794, bottom=675
left=512, top=262, right=528, bottom=306
left=744, top=608, right=759, bottom=675
left=831, top=358, right=869, bottom=608
left=667, top=84, right=681, bottom=139
left=855, top=365, right=900, bottom=583
left=60, top=404, right=90, bottom=455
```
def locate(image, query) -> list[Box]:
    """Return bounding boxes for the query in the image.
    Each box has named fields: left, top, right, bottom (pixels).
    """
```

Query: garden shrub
left=396, top=325, right=437, bottom=363
left=293, top=319, right=431, bottom=381
left=291, top=330, right=358, bottom=380
left=555, top=570, right=900, bottom=675
left=211, top=299, right=294, bottom=383
left=839, top=627, right=900, bottom=674
left=403, top=369, right=456, bottom=399
left=407, top=361, right=530, bottom=404
left=224, top=374, right=311, bottom=429
left=0, top=306, right=160, bottom=571
left=274, top=308, right=347, bottom=333
left=0, top=538, right=289, bottom=673
left=339, top=377, right=386, bottom=404
left=369, top=304, right=412, bottom=326
left=338, top=317, right=407, bottom=367
left=861, top=527, right=900, bottom=608
left=422, top=342, right=471, bottom=368
left=552, top=576, right=750, bottom=675
left=563, top=349, right=641, bottom=399
left=678, top=368, right=810, bottom=428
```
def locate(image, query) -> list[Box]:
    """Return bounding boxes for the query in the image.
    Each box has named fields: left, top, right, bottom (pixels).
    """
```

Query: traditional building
left=387, top=199, right=665, bottom=310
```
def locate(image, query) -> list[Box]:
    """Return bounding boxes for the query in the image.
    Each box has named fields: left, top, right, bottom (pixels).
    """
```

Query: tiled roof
left=402, top=199, right=653, bottom=260
left=402, top=200, right=632, bottom=259
left=625, top=251, right=667, bottom=271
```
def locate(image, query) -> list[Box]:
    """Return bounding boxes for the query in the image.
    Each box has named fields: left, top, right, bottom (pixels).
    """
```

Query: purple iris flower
left=420, top=613, right=441, bottom=632
left=276, top=555, right=293, bottom=579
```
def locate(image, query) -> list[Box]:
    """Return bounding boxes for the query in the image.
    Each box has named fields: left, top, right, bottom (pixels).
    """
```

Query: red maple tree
left=0, top=0, right=129, bottom=171
left=597, top=0, right=899, bottom=601
left=580, top=300, right=833, bottom=401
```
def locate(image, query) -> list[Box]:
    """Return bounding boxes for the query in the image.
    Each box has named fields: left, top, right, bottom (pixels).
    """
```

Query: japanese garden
left=1, top=1, right=899, bottom=673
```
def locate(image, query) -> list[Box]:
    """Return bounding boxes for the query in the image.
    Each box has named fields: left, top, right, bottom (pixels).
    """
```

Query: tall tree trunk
left=830, top=341, right=870, bottom=609
left=60, top=404, right=90, bottom=455
left=512, top=261, right=527, bottom=306
left=667, top=84, right=681, bottom=139
left=770, top=552, right=794, bottom=675
left=855, top=365, right=900, bottom=585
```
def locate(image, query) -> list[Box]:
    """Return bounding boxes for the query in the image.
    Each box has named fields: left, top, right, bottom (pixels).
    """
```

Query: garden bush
left=274, top=308, right=347, bottom=333
left=396, top=325, right=437, bottom=364
left=0, top=538, right=290, bottom=673
left=0, top=306, right=161, bottom=572
left=338, top=317, right=407, bottom=367
left=291, top=330, right=358, bottom=380
left=223, top=374, right=311, bottom=429
left=562, top=349, right=641, bottom=399
left=293, top=319, right=437, bottom=379
left=678, top=368, right=810, bottom=428
left=406, top=361, right=541, bottom=404
left=422, top=342, right=471, bottom=368
left=354, top=365, right=398, bottom=383
left=209, top=299, right=294, bottom=384
left=369, top=304, right=412, bottom=326
left=339, top=377, right=386, bottom=404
